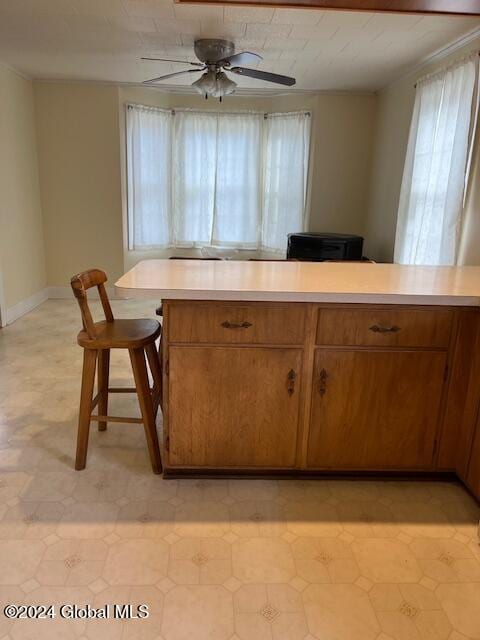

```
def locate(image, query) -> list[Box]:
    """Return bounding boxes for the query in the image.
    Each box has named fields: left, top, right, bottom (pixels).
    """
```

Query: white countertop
left=115, top=259, right=480, bottom=306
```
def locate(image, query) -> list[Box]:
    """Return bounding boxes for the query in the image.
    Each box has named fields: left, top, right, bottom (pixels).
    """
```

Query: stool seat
left=78, top=319, right=161, bottom=349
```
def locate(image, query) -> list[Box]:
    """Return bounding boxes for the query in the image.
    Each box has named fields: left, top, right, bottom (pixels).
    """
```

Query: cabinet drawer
left=316, top=308, right=453, bottom=348
left=168, top=303, right=306, bottom=345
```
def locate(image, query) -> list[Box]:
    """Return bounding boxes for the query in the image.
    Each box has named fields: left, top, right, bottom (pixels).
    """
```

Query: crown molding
left=0, top=61, right=31, bottom=82
left=32, top=77, right=376, bottom=97
left=385, top=25, right=480, bottom=90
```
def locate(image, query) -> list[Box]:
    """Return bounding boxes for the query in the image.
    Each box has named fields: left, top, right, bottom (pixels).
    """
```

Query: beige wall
left=33, top=82, right=376, bottom=283
left=365, top=36, right=480, bottom=263
left=34, top=83, right=124, bottom=288
left=0, top=65, right=46, bottom=313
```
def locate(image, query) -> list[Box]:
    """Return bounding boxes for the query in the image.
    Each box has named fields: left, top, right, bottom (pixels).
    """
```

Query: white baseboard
left=4, top=288, right=49, bottom=325
left=48, top=286, right=122, bottom=300
left=2, top=286, right=129, bottom=326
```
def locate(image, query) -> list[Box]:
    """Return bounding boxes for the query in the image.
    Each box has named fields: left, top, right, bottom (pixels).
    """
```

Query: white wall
left=365, top=35, right=480, bottom=263
left=0, top=65, right=46, bottom=322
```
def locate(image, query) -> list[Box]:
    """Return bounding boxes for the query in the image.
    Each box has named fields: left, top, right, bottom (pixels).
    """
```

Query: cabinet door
left=168, top=346, right=302, bottom=468
left=307, top=349, right=447, bottom=470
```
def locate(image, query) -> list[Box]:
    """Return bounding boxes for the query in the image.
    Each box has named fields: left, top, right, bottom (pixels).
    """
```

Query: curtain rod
left=414, top=51, right=480, bottom=88
left=126, top=103, right=311, bottom=118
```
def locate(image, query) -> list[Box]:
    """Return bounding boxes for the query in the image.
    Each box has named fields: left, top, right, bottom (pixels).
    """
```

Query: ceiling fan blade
left=141, top=57, right=205, bottom=67
left=219, top=51, right=263, bottom=67
left=143, top=68, right=205, bottom=84
left=230, top=67, right=296, bottom=87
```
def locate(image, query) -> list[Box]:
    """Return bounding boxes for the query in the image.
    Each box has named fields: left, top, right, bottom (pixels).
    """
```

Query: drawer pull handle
left=221, top=321, right=252, bottom=329
left=287, top=369, right=297, bottom=396
left=369, top=324, right=401, bottom=334
left=318, top=368, right=328, bottom=396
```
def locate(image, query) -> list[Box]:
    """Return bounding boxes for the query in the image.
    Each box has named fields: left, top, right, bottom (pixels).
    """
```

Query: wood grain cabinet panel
left=168, top=303, right=306, bottom=345
left=168, top=346, right=302, bottom=468
left=316, top=308, right=453, bottom=348
left=307, top=349, right=447, bottom=470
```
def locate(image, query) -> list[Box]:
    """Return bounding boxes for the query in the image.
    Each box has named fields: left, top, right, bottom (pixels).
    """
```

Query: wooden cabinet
left=316, top=308, right=453, bottom=348
left=307, top=349, right=447, bottom=470
left=168, top=346, right=303, bottom=468
left=169, top=302, right=306, bottom=345
left=162, top=300, right=480, bottom=498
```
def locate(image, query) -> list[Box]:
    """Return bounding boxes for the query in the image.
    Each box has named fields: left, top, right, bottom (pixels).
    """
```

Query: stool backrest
left=70, top=269, right=114, bottom=339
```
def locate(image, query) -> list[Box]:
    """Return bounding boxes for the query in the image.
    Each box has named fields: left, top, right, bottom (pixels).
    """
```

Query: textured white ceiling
left=0, top=0, right=479, bottom=91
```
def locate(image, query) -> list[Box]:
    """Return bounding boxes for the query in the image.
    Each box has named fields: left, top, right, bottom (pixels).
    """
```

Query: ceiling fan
left=141, top=38, right=296, bottom=100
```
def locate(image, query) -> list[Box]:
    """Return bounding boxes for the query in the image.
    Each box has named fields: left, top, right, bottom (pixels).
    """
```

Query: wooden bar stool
left=71, top=269, right=163, bottom=474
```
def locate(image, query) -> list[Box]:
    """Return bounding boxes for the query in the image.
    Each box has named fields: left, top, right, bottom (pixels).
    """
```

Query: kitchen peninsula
left=116, top=260, right=480, bottom=499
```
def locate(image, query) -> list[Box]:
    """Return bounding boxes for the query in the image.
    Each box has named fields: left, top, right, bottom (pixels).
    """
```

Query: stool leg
left=98, top=349, right=110, bottom=431
left=75, top=349, right=97, bottom=471
left=129, top=347, right=162, bottom=475
left=145, top=342, right=162, bottom=416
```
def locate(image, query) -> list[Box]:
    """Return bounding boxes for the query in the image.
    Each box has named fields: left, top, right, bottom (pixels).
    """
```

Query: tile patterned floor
left=0, top=299, right=480, bottom=640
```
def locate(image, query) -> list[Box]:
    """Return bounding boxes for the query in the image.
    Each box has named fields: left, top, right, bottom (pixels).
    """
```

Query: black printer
left=287, top=232, right=364, bottom=262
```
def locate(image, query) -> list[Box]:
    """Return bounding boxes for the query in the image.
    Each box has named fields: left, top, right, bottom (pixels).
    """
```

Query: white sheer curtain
left=126, top=105, right=172, bottom=250
left=173, top=111, right=218, bottom=247
left=213, top=113, right=263, bottom=247
left=126, top=104, right=310, bottom=252
left=262, top=112, right=311, bottom=251
left=394, top=55, right=478, bottom=265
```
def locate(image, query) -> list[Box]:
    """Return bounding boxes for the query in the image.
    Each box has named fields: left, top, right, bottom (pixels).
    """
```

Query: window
left=394, top=55, right=478, bottom=265
left=126, top=104, right=311, bottom=253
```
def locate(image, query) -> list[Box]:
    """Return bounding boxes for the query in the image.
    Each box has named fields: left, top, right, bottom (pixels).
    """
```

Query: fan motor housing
left=194, top=39, right=235, bottom=63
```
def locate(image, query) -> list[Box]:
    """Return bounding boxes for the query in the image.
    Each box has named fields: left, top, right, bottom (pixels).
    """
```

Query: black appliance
left=287, top=232, right=364, bottom=262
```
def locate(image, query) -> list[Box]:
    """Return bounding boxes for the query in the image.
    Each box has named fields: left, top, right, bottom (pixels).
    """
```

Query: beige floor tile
left=115, top=500, right=175, bottom=538
left=352, top=539, right=422, bottom=583
left=292, top=537, right=359, bottom=583
left=284, top=501, right=342, bottom=537
left=174, top=501, right=230, bottom=538
left=168, top=537, right=232, bottom=585
left=436, top=583, right=480, bottom=639
left=232, top=538, right=296, bottom=583
left=391, top=502, right=456, bottom=539
left=0, top=540, right=45, bottom=585
left=277, top=479, right=331, bottom=502
left=126, top=475, right=178, bottom=502
left=378, top=482, right=433, bottom=503
left=230, top=500, right=286, bottom=537
left=103, top=539, right=169, bottom=585
left=234, top=584, right=308, bottom=640
left=57, top=502, right=119, bottom=539
left=338, top=500, right=399, bottom=538
left=410, top=538, right=480, bottom=582
left=162, top=585, right=234, bottom=640
left=228, top=479, right=279, bottom=502
left=35, top=539, right=108, bottom=586
left=0, top=501, right=64, bottom=539
left=328, top=480, right=381, bottom=502
left=303, top=583, right=380, bottom=640
left=177, top=479, right=229, bottom=502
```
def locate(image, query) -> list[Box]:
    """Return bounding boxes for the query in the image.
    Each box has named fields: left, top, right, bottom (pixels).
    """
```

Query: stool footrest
left=91, top=414, right=143, bottom=425
left=108, top=387, right=137, bottom=393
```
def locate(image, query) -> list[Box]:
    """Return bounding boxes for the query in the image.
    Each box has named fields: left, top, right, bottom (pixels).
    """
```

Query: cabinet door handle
left=369, top=324, right=401, bottom=334
left=287, top=369, right=297, bottom=396
left=221, top=321, right=253, bottom=329
left=318, top=368, right=328, bottom=396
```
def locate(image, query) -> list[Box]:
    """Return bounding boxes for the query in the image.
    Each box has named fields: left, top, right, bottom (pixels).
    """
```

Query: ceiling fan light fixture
left=211, top=71, right=237, bottom=97
left=192, top=69, right=217, bottom=95
left=192, top=70, right=237, bottom=99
